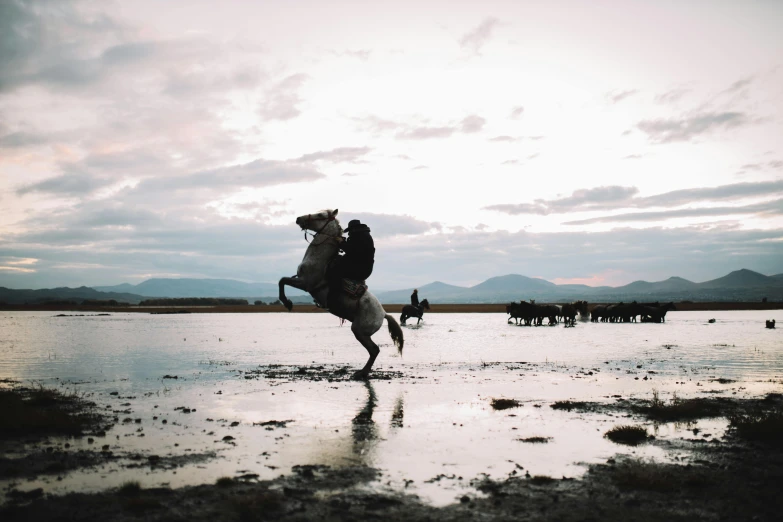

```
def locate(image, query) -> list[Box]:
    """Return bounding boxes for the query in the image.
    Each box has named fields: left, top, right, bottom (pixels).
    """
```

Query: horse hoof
left=351, top=371, right=369, bottom=381
left=284, top=300, right=293, bottom=311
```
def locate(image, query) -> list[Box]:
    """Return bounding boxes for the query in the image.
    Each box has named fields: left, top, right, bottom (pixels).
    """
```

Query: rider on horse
left=328, top=219, right=375, bottom=309
left=411, top=289, right=419, bottom=307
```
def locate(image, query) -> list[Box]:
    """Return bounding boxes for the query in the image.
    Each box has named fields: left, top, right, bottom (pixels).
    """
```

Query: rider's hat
left=344, top=219, right=362, bottom=232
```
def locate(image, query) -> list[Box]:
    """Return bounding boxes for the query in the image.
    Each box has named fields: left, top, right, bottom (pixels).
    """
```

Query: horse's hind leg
left=352, top=332, right=380, bottom=380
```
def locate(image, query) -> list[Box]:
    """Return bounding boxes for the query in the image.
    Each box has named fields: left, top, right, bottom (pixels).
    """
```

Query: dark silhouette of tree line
left=139, top=298, right=249, bottom=306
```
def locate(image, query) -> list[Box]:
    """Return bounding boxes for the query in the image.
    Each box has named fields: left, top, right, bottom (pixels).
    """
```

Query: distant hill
left=375, top=281, right=469, bottom=304
left=0, top=286, right=147, bottom=305
left=696, top=269, right=777, bottom=289
left=607, top=276, right=697, bottom=294
left=3, top=269, right=782, bottom=306
left=376, top=269, right=783, bottom=304
left=95, top=278, right=306, bottom=298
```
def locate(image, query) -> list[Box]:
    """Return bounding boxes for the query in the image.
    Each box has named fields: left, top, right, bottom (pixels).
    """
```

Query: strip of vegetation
left=604, top=425, right=651, bottom=445
left=550, top=400, right=590, bottom=411
left=139, top=298, right=249, bottom=306
left=0, top=385, right=109, bottom=438
left=633, top=390, right=724, bottom=421
left=609, top=458, right=713, bottom=492
left=490, top=398, right=521, bottom=410
left=728, top=409, right=783, bottom=446
left=517, top=436, right=552, bottom=443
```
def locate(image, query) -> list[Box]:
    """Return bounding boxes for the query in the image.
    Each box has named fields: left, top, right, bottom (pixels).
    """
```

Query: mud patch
left=241, top=364, right=405, bottom=382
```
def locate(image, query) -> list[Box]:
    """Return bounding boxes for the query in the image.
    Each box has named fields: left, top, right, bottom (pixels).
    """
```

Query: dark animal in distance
left=400, top=299, right=430, bottom=325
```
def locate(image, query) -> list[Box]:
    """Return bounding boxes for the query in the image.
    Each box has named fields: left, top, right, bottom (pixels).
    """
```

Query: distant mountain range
left=1, top=269, right=781, bottom=305
left=374, top=269, right=783, bottom=303
left=94, top=278, right=307, bottom=299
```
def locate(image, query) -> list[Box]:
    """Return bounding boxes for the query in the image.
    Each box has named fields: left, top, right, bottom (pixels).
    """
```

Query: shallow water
left=0, top=310, right=781, bottom=505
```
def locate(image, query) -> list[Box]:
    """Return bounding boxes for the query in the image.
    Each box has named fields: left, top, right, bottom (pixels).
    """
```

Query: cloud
left=484, top=186, right=638, bottom=216
left=0, top=131, right=51, bottom=149
left=636, top=111, right=753, bottom=143
left=0, top=0, right=126, bottom=92
left=623, top=154, right=643, bottom=159
left=16, top=172, right=114, bottom=197
left=738, top=160, right=783, bottom=173
left=297, top=147, right=372, bottom=163
left=331, top=49, right=371, bottom=61
left=374, top=225, right=783, bottom=290
left=337, top=213, right=438, bottom=237
left=655, top=88, right=691, bottom=105
left=354, top=115, right=401, bottom=134
left=490, top=135, right=519, bottom=142
left=460, top=115, right=486, bottom=133
left=396, top=126, right=455, bottom=140
left=356, top=113, right=488, bottom=140
left=3, top=206, right=782, bottom=291
left=259, top=73, right=309, bottom=121
left=563, top=199, right=783, bottom=225
left=639, top=180, right=783, bottom=207
left=136, top=158, right=326, bottom=195
left=722, top=77, right=754, bottom=95
left=510, top=106, right=524, bottom=119
left=484, top=181, right=783, bottom=216
left=459, top=17, right=500, bottom=54
left=607, top=89, right=638, bottom=103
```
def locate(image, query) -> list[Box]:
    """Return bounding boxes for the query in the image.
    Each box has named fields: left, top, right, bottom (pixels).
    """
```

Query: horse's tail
left=385, top=314, right=404, bottom=356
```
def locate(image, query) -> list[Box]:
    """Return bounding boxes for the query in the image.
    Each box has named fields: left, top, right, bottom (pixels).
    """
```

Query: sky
left=1, top=0, right=782, bottom=291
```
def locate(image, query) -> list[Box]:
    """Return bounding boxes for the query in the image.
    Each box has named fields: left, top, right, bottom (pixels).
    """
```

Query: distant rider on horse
left=328, top=219, right=375, bottom=309
left=411, top=289, right=419, bottom=307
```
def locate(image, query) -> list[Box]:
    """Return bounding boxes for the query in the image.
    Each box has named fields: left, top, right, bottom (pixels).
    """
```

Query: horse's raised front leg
left=352, top=332, right=380, bottom=380
left=278, top=275, right=307, bottom=311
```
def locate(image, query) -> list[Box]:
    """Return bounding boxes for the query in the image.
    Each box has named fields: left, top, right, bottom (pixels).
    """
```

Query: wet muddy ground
left=1, top=373, right=782, bottom=521
left=1, top=311, right=781, bottom=520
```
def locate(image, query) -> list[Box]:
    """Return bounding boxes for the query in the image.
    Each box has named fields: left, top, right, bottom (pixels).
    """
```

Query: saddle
left=341, top=278, right=367, bottom=300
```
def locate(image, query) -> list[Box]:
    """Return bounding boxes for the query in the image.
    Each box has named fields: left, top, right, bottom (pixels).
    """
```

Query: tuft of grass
left=604, top=425, right=651, bottom=445
left=118, top=481, right=142, bottom=497
left=231, top=490, right=284, bottom=521
left=0, top=386, right=99, bottom=437
left=727, top=409, right=783, bottom=446
left=550, top=401, right=589, bottom=411
left=490, top=398, right=521, bottom=410
left=529, top=475, right=556, bottom=485
left=636, top=390, right=722, bottom=421
left=610, top=459, right=712, bottom=492
left=123, top=496, right=162, bottom=513
left=517, top=436, right=552, bottom=443
left=216, top=476, right=235, bottom=487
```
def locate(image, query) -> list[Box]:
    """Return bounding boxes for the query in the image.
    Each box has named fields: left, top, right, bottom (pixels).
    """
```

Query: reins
left=302, top=214, right=339, bottom=246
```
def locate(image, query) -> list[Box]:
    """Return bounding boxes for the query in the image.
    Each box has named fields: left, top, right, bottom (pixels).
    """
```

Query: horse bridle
left=301, top=213, right=339, bottom=245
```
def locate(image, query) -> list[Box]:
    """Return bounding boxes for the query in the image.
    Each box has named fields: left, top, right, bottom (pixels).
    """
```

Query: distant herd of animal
left=506, top=300, right=675, bottom=326
left=399, top=297, right=677, bottom=327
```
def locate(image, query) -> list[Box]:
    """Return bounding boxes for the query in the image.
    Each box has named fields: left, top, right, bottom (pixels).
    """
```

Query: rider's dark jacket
left=411, top=291, right=419, bottom=307
left=338, top=224, right=375, bottom=281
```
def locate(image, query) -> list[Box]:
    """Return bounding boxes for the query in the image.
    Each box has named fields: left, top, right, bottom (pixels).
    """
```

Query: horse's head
left=295, top=209, right=339, bottom=233
left=421, top=299, right=430, bottom=310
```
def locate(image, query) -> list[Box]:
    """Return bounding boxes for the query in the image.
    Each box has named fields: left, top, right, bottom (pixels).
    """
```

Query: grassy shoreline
left=1, top=301, right=782, bottom=314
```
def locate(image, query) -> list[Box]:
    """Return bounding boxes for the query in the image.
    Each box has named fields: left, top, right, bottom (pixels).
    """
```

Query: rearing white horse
left=278, top=209, right=404, bottom=379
